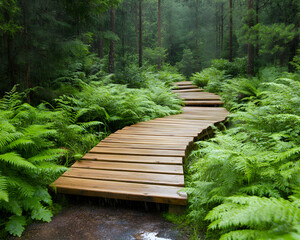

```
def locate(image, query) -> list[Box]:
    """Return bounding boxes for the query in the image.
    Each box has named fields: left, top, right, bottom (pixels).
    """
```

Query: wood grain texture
left=52, top=81, right=229, bottom=206
left=62, top=168, right=185, bottom=186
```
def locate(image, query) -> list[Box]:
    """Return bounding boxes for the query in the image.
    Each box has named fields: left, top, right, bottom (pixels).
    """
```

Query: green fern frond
left=5, top=138, right=35, bottom=151
left=0, top=152, right=36, bottom=169
left=206, top=196, right=300, bottom=239
left=79, top=121, right=103, bottom=129
left=0, top=174, right=9, bottom=202
left=23, top=125, right=57, bottom=138
left=28, top=149, right=67, bottom=163
left=5, top=215, right=26, bottom=237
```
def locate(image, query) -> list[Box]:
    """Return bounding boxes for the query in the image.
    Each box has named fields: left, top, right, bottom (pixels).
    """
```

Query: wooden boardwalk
left=52, top=81, right=229, bottom=206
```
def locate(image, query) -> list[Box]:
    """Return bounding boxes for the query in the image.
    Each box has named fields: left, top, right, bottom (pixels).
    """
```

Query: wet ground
left=10, top=196, right=189, bottom=240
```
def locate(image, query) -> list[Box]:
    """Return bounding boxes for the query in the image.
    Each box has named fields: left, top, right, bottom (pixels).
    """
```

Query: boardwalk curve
left=52, top=81, right=229, bottom=206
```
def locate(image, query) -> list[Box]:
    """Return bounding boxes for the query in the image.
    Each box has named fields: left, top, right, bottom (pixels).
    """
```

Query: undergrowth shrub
left=211, top=57, right=247, bottom=77
left=185, top=74, right=300, bottom=239
left=0, top=87, right=67, bottom=237
left=191, top=68, right=226, bottom=93
left=61, top=81, right=182, bottom=132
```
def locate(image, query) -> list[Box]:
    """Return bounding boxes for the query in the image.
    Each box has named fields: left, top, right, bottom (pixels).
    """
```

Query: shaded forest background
left=0, top=0, right=298, bottom=99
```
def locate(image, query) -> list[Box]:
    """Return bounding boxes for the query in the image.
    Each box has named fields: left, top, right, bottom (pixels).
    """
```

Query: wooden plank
left=146, top=118, right=214, bottom=124
left=62, top=168, right=185, bottom=186
left=172, top=81, right=193, bottom=86
left=96, top=142, right=187, bottom=150
left=52, top=177, right=187, bottom=205
left=115, top=129, right=202, bottom=137
left=179, top=93, right=222, bottom=101
left=72, top=160, right=184, bottom=175
left=164, top=114, right=226, bottom=121
left=184, top=101, right=224, bottom=106
left=174, top=85, right=199, bottom=90
left=124, top=123, right=211, bottom=129
left=82, top=153, right=183, bottom=164
left=89, top=146, right=185, bottom=157
left=103, top=138, right=190, bottom=145
left=172, top=88, right=203, bottom=93
left=106, top=134, right=193, bottom=141
left=182, top=106, right=229, bottom=113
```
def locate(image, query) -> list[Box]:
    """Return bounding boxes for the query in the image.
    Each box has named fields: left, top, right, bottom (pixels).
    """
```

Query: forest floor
left=10, top=196, right=189, bottom=240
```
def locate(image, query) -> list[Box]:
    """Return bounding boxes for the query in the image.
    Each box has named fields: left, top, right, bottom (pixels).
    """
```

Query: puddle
left=135, top=232, right=172, bottom=240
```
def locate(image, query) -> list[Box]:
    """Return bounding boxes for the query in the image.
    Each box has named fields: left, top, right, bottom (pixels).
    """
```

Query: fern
left=185, top=73, right=300, bottom=239
left=206, top=196, right=300, bottom=240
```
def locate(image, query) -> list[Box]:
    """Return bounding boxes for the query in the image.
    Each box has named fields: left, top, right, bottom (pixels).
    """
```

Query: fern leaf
left=28, top=148, right=67, bottom=163
left=0, top=152, right=36, bottom=169
left=5, top=215, right=26, bottom=237
left=31, top=206, right=52, bottom=222
left=0, top=174, right=9, bottom=202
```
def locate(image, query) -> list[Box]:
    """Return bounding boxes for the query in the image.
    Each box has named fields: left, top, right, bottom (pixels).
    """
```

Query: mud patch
left=10, top=200, right=188, bottom=240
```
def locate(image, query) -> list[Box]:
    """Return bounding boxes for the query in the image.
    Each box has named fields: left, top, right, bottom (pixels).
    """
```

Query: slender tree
left=215, top=2, right=219, bottom=58
left=23, top=0, right=31, bottom=103
left=195, top=0, right=200, bottom=71
left=247, top=0, right=255, bottom=76
left=134, top=2, right=139, bottom=55
left=158, top=0, right=162, bottom=70
left=108, top=7, right=116, bottom=73
left=139, top=0, right=143, bottom=67
left=229, top=0, right=233, bottom=62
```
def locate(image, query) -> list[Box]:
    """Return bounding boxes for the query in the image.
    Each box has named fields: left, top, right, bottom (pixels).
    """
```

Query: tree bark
left=247, top=0, right=255, bottom=76
left=221, top=3, right=224, bottom=54
left=195, top=0, right=199, bottom=71
left=134, top=2, right=139, bottom=55
left=99, top=38, right=103, bottom=59
left=24, top=0, right=31, bottom=103
left=108, top=8, right=116, bottom=73
left=215, top=3, right=219, bottom=58
left=255, top=0, right=259, bottom=57
left=139, top=0, right=143, bottom=68
left=229, top=0, right=233, bottom=62
left=158, top=0, right=162, bottom=70
left=6, top=34, right=15, bottom=88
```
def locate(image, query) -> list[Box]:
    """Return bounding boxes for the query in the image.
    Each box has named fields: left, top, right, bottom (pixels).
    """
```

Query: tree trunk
left=24, top=0, right=31, bottom=103
left=134, top=3, right=139, bottom=55
left=215, top=3, right=219, bottom=58
left=6, top=35, right=15, bottom=88
left=99, top=38, right=103, bottom=59
left=247, top=0, right=255, bottom=76
left=139, top=0, right=143, bottom=68
left=229, top=0, right=233, bottom=62
left=255, top=0, right=259, bottom=57
left=4, top=9, right=15, bottom=88
left=158, top=0, right=162, bottom=70
left=221, top=3, right=224, bottom=54
left=108, top=8, right=116, bottom=73
left=195, top=0, right=199, bottom=72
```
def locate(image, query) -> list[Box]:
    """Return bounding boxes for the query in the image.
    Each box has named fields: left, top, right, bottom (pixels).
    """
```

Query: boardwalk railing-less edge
left=52, top=81, right=229, bottom=207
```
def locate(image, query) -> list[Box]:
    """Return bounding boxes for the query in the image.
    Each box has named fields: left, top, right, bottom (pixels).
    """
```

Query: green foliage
left=0, top=0, right=22, bottom=36
left=176, top=49, right=196, bottom=77
left=0, top=89, right=68, bottom=237
left=211, top=58, right=247, bottom=77
left=207, top=196, right=300, bottom=240
left=185, top=71, right=300, bottom=239
left=191, top=68, right=225, bottom=93
left=144, top=47, right=167, bottom=66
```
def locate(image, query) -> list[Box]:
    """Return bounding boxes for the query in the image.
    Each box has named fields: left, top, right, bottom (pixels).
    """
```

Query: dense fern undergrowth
left=184, top=59, right=300, bottom=239
left=0, top=63, right=183, bottom=237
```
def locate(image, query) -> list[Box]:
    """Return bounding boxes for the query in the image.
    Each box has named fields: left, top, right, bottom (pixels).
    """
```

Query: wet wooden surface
left=52, top=81, right=229, bottom=205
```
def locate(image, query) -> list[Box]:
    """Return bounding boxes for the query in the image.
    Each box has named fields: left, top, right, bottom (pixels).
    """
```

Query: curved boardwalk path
left=52, top=81, right=229, bottom=206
